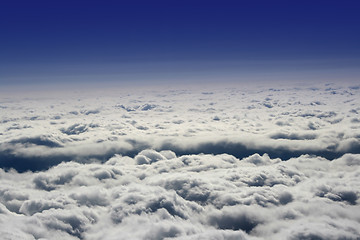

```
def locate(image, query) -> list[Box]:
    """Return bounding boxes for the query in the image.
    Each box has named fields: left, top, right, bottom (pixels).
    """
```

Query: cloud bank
left=0, top=82, right=359, bottom=239
left=0, top=151, right=359, bottom=239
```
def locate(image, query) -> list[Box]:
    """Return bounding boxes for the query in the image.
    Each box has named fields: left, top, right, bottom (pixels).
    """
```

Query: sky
left=1, top=2, right=360, bottom=237
left=1, top=0, right=360, bottom=87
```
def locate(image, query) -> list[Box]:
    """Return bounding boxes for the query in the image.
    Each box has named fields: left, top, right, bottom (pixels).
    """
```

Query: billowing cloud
left=0, top=82, right=359, bottom=239
left=0, top=151, right=359, bottom=239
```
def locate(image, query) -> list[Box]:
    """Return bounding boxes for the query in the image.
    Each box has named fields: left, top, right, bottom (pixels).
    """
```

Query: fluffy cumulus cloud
left=0, top=82, right=360, bottom=239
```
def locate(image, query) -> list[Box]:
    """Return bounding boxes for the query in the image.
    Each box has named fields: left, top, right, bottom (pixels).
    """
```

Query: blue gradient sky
left=1, top=0, right=359, bottom=87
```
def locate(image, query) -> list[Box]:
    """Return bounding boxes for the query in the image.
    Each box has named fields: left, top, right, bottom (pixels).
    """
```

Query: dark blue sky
left=1, top=0, right=359, bottom=86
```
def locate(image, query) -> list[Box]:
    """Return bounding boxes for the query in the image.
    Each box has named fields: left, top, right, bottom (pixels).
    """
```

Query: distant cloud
left=60, top=124, right=89, bottom=135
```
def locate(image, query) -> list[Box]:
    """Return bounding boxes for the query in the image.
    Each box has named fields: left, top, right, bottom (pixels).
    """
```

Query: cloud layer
left=1, top=82, right=360, bottom=172
left=0, top=151, right=359, bottom=239
left=0, top=82, right=359, bottom=239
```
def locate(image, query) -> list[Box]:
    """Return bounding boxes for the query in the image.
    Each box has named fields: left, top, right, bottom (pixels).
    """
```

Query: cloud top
left=0, top=82, right=359, bottom=239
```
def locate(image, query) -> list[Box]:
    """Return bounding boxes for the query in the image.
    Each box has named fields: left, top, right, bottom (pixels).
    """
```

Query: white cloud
left=0, top=82, right=359, bottom=239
